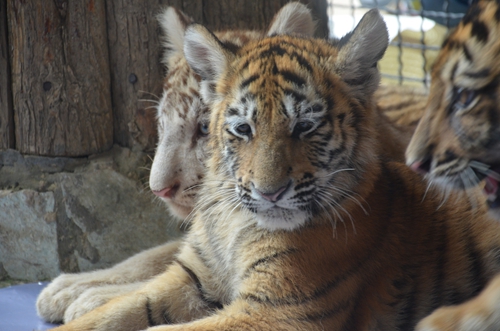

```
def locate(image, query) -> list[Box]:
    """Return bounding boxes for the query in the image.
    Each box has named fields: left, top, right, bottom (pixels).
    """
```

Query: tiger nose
left=255, top=182, right=290, bottom=202
left=152, top=184, right=180, bottom=199
left=409, top=158, right=431, bottom=175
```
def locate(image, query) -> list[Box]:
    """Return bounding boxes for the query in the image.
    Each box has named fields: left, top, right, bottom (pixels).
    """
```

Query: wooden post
left=105, top=0, right=165, bottom=151
left=0, top=0, right=14, bottom=150
left=7, top=0, right=113, bottom=157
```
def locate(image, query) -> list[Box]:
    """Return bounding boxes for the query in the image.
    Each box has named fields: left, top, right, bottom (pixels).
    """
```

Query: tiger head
left=184, top=9, right=389, bottom=231
left=406, top=0, right=500, bottom=211
left=149, top=3, right=316, bottom=220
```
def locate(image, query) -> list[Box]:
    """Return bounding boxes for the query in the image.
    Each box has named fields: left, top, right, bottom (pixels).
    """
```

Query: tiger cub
left=406, top=0, right=500, bottom=330
left=51, top=9, right=500, bottom=331
left=36, top=2, right=316, bottom=323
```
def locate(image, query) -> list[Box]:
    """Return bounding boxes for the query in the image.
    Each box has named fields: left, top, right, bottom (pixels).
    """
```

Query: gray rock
left=0, top=146, right=182, bottom=282
left=0, top=190, right=59, bottom=281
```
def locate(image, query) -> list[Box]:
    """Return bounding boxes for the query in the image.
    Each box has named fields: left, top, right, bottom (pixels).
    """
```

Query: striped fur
left=52, top=9, right=500, bottom=331
left=406, top=1, right=500, bottom=330
left=376, top=84, right=427, bottom=129
left=36, top=3, right=315, bottom=324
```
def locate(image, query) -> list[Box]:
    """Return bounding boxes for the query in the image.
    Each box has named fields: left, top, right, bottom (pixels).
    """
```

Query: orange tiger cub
left=36, top=2, right=316, bottom=324
left=406, top=0, right=500, bottom=330
left=51, top=9, right=500, bottom=331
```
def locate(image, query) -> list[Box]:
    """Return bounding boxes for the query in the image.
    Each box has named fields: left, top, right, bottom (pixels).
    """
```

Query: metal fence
left=327, top=0, right=468, bottom=87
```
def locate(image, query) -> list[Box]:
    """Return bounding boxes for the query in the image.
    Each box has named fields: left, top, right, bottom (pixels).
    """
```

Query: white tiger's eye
left=198, top=122, right=209, bottom=136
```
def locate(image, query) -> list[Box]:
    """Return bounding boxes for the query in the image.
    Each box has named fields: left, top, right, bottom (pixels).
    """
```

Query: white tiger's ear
left=267, top=2, right=316, bottom=37
left=335, top=9, right=388, bottom=103
left=184, top=24, right=235, bottom=104
left=158, top=7, right=194, bottom=65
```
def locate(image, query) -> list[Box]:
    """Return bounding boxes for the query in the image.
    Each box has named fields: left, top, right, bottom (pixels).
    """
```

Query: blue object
left=421, top=0, right=469, bottom=27
left=0, top=282, right=59, bottom=331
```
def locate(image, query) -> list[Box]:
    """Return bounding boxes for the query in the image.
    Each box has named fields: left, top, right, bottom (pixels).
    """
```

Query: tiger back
left=52, top=9, right=500, bottom=331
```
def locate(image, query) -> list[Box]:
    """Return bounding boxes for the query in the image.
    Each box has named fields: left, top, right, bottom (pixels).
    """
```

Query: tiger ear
left=335, top=9, right=388, bottom=103
left=267, top=2, right=316, bottom=37
left=158, top=7, right=194, bottom=66
left=184, top=24, right=235, bottom=104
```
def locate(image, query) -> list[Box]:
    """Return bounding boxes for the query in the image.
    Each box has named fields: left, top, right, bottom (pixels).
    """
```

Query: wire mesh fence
left=327, top=0, right=468, bottom=87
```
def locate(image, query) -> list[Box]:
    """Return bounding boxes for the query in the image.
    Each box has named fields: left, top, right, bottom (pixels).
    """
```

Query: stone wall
left=0, top=146, right=182, bottom=282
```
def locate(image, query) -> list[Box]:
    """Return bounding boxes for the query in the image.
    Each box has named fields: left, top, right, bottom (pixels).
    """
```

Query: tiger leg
left=38, top=240, right=182, bottom=323
left=50, top=260, right=215, bottom=331
left=144, top=299, right=307, bottom=331
left=416, top=274, right=500, bottom=331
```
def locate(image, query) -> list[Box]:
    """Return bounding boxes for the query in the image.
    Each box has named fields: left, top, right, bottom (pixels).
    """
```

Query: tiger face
left=185, top=9, right=388, bottom=231
left=406, top=0, right=500, bottom=211
left=149, top=4, right=316, bottom=219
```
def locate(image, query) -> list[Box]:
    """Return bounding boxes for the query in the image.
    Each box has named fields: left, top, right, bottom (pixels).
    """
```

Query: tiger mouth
left=472, top=164, right=500, bottom=209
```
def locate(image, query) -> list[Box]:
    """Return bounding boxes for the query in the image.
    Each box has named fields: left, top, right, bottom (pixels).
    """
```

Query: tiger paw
left=416, top=275, right=500, bottom=331
left=64, top=282, right=144, bottom=322
left=36, top=273, right=95, bottom=323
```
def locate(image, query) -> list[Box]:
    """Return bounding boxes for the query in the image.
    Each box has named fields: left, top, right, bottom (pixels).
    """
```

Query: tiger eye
left=236, top=124, right=251, bottom=135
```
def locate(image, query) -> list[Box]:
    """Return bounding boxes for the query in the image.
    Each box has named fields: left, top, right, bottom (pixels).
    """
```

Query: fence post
left=7, top=0, right=113, bottom=157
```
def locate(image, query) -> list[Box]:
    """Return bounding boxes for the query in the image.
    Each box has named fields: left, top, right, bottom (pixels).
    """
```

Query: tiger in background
left=36, top=2, right=316, bottom=323
left=406, top=0, right=500, bottom=330
left=49, top=9, right=500, bottom=331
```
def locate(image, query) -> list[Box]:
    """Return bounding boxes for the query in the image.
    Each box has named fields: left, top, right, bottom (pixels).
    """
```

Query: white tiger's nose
left=152, top=184, right=180, bottom=199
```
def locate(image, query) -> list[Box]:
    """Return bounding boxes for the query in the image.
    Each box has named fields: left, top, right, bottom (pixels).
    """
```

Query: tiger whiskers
left=316, top=167, right=370, bottom=215
left=313, top=196, right=338, bottom=239
left=315, top=190, right=356, bottom=239
left=138, top=99, right=161, bottom=106
left=138, top=90, right=160, bottom=100
left=421, top=175, right=434, bottom=203
left=185, top=180, right=239, bottom=228
left=317, top=167, right=355, bottom=178
left=470, top=160, right=500, bottom=181
left=327, top=183, right=370, bottom=216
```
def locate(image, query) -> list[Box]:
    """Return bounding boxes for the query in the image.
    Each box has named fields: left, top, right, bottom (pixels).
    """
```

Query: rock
left=0, top=146, right=182, bottom=282
left=0, top=190, right=59, bottom=281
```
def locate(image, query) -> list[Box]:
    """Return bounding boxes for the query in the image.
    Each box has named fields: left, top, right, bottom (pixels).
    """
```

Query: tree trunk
left=7, top=0, right=113, bottom=156
left=107, top=0, right=328, bottom=152
left=0, top=0, right=14, bottom=150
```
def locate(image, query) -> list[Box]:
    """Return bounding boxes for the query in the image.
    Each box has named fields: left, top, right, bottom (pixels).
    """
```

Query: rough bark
left=105, top=0, right=166, bottom=151
left=7, top=0, right=113, bottom=156
left=0, top=0, right=14, bottom=150
left=107, top=0, right=328, bottom=151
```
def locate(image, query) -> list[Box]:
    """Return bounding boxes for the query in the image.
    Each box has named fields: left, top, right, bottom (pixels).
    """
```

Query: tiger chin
left=406, top=1, right=500, bottom=330
left=50, top=8, right=500, bottom=331
left=35, top=2, right=316, bottom=324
